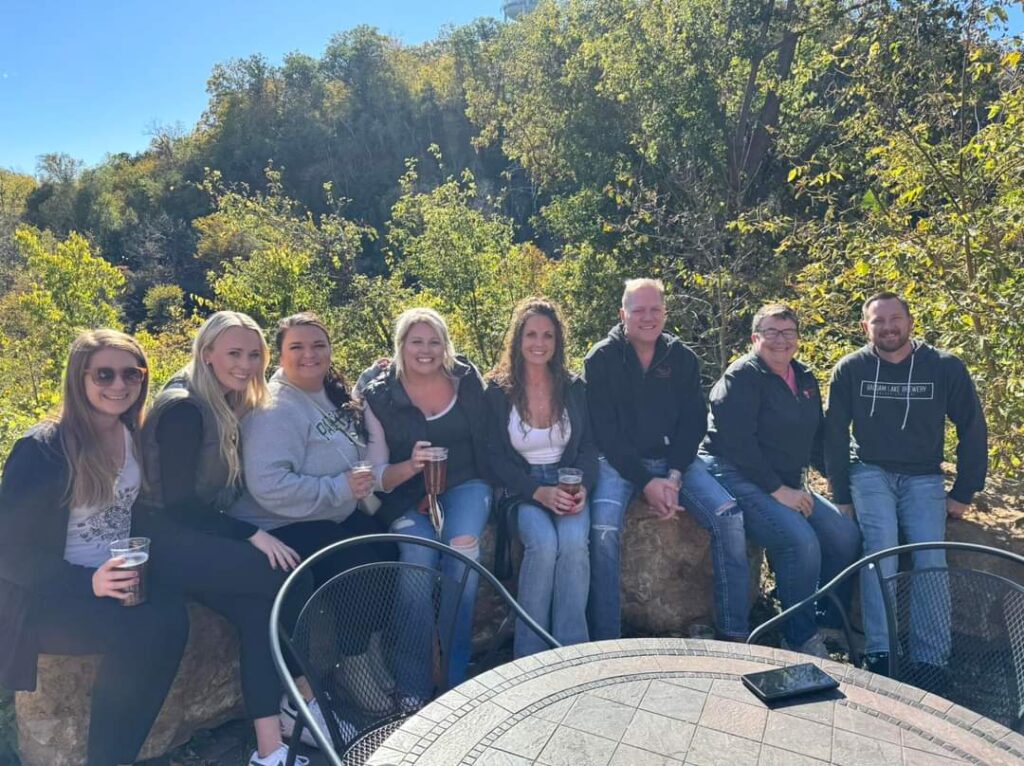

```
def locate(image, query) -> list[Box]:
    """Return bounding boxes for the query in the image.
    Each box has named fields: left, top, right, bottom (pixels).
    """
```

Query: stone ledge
left=15, top=602, right=244, bottom=766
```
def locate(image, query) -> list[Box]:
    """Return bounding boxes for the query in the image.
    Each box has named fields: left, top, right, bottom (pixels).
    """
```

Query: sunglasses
left=84, top=366, right=148, bottom=387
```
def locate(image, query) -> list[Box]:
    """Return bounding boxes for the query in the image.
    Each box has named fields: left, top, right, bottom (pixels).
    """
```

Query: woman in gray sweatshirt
left=229, top=312, right=395, bottom=743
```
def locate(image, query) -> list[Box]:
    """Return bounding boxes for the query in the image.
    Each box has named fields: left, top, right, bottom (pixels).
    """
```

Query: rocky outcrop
left=15, top=602, right=244, bottom=766
left=621, top=497, right=763, bottom=635
left=474, top=496, right=762, bottom=643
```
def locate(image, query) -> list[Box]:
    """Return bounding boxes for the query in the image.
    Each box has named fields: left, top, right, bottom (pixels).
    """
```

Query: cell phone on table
left=741, top=663, right=839, bottom=703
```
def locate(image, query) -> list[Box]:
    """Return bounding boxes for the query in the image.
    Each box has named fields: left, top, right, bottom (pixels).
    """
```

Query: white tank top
left=508, top=406, right=571, bottom=465
left=64, top=426, right=139, bottom=567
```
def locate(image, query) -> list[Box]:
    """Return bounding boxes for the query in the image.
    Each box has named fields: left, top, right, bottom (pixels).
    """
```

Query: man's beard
left=874, top=332, right=909, bottom=352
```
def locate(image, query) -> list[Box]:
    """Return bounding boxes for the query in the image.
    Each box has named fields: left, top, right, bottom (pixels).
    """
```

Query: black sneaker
left=863, top=651, right=891, bottom=677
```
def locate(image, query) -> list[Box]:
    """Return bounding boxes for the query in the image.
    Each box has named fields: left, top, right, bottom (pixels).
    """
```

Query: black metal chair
left=270, top=533, right=561, bottom=766
left=748, top=541, right=1024, bottom=730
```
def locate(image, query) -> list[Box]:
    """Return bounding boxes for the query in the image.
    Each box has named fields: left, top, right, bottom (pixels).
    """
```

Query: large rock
left=620, top=498, right=717, bottom=633
left=16, top=602, right=244, bottom=766
left=474, top=497, right=762, bottom=642
left=621, top=498, right=763, bottom=635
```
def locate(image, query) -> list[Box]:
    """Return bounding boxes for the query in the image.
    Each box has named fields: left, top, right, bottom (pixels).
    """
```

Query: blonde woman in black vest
left=141, top=311, right=313, bottom=766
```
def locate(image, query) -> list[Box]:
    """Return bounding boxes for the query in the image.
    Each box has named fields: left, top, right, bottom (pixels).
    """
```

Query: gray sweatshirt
left=229, top=369, right=382, bottom=530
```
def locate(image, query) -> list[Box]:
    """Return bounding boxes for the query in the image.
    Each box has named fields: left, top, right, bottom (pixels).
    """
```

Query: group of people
left=0, top=278, right=987, bottom=766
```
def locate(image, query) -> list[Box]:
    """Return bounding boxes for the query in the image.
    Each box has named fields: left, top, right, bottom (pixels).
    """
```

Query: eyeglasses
left=756, top=329, right=799, bottom=341
left=84, top=366, right=148, bottom=387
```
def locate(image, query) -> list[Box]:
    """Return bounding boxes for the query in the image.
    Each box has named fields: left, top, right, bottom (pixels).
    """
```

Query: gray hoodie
left=229, top=369, right=372, bottom=530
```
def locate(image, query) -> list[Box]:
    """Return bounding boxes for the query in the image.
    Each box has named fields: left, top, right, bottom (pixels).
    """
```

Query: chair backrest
left=748, top=542, right=1024, bottom=731
left=270, top=533, right=559, bottom=763
left=876, top=546, right=1024, bottom=728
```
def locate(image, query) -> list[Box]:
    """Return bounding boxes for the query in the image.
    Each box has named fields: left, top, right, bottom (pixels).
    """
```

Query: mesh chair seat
left=271, top=533, right=560, bottom=766
left=884, top=566, right=1024, bottom=726
left=748, top=542, right=1024, bottom=732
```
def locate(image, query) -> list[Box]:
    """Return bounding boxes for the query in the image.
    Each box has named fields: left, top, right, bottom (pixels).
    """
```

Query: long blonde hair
left=183, top=311, right=270, bottom=486
left=392, top=307, right=457, bottom=380
left=58, top=329, right=149, bottom=507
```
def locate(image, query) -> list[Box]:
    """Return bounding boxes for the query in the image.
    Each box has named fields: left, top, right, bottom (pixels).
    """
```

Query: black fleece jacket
left=484, top=376, right=599, bottom=500
left=583, top=324, right=707, bottom=488
left=362, top=355, right=493, bottom=525
left=824, top=342, right=988, bottom=505
left=0, top=425, right=97, bottom=690
left=702, top=353, right=825, bottom=493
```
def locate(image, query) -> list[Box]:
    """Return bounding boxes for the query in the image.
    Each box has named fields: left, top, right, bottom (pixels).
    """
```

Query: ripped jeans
left=588, top=457, right=749, bottom=640
left=389, top=479, right=492, bottom=697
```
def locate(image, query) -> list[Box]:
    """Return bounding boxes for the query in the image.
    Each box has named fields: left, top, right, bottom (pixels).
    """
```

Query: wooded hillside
left=1, top=0, right=1022, bottom=471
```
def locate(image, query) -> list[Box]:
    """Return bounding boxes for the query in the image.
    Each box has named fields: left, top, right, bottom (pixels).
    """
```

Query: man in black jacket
left=584, top=278, right=749, bottom=641
left=825, top=291, right=988, bottom=676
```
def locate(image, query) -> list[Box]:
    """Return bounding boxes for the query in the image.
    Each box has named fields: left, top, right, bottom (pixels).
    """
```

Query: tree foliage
left=1, top=0, right=1022, bottom=469
left=0, top=228, right=125, bottom=452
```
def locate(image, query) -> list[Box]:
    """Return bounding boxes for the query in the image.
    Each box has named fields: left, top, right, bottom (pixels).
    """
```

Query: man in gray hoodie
left=824, top=292, right=987, bottom=679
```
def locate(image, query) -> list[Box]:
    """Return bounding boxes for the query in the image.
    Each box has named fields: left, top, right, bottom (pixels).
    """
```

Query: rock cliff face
left=16, top=603, right=244, bottom=766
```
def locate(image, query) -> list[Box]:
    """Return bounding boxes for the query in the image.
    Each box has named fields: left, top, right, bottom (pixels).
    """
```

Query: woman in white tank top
left=484, top=298, right=598, bottom=657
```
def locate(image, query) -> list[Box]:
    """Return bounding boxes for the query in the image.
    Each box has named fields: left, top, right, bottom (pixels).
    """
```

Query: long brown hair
left=490, top=297, right=572, bottom=435
left=58, top=329, right=149, bottom=507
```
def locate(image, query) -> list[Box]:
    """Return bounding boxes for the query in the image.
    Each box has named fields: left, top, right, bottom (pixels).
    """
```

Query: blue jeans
left=704, top=457, right=862, bottom=647
left=849, top=463, right=950, bottom=664
left=513, top=463, right=590, bottom=657
left=588, top=456, right=748, bottom=640
left=389, top=479, right=492, bottom=696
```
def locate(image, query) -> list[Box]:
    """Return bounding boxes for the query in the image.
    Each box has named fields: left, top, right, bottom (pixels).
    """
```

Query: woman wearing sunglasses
left=0, top=329, right=298, bottom=766
left=230, top=312, right=395, bottom=735
left=141, top=311, right=316, bottom=766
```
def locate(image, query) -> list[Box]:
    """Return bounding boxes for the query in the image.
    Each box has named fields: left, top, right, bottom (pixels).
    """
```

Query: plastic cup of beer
left=557, top=468, right=584, bottom=512
left=422, top=447, right=449, bottom=496
left=109, top=537, right=150, bottom=607
left=351, top=460, right=373, bottom=476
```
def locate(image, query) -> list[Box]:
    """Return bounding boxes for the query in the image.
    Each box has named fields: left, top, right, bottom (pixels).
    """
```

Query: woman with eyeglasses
left=700, top=304, right=861, bottom=658
left=230, top=311, right=395, bottom=738
left=0, top=330, right=287, bottom=766
left=140, top=311, right=316, bottom=766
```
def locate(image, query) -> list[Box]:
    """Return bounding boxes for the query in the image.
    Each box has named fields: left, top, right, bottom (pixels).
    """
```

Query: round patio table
left=365, top=638, right=1024, bottom=766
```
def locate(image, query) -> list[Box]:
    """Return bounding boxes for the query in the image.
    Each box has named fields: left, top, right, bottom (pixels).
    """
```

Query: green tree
left=387, top=159, right=552, bottom=369
left=779, top=0, right=1024, bottom=466
left=0, top=228, right=124, bottom=454
left=196, top=167, right=371, bottom=327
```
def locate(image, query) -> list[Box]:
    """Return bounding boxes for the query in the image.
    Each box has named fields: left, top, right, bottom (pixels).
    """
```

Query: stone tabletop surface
left=366, top=638, right=1024, bottom=766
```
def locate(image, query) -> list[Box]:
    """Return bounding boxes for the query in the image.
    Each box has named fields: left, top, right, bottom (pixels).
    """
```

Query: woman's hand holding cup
left=92, top=557, right=137, bottom=601
left=408, top=440, right=433, bottom=473
left=346, top=460, right=375, bottom=500
left=533, top=485, right=578, bottom=515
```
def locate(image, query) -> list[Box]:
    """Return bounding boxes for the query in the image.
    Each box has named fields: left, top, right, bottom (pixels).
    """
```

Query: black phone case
left=741, top=663, right=839, bottom=703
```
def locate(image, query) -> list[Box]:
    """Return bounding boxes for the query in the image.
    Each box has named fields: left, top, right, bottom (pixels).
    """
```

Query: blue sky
left=1, top=1, right=1021, bottom=175
left=0, top=0, right=495, bottom=173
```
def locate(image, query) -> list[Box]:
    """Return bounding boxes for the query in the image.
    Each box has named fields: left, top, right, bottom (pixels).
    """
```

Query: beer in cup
left=109, top=537, right=150, bottom=607
left=557, top=467, right=584, bottom=499
left=422, top=447, right=449, bottom=496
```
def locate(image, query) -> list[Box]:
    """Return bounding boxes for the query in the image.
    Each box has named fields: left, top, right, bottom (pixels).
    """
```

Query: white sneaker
left=279, top=695, right=357, bottom=748
left=783, top=632, right=830, bottom=659
left=249, top=744, right=310, bottom=766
